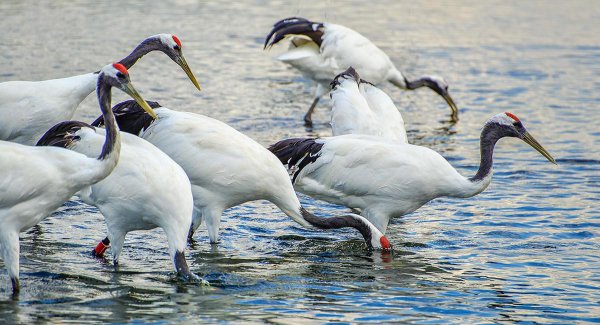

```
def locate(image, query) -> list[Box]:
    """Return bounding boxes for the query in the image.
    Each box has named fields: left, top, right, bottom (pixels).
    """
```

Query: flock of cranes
left=0, top=18, right=556, bottom=295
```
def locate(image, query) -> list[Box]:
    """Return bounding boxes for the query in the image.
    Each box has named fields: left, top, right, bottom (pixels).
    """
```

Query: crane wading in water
left=0, top=34, right=200, bottom=145
left=269, top=112, right=556, bottom=234
left=0, top=63, right=156, bottom=295
left=91, top=100, right=392, bottom=251
left=37, top=115, right=200, bottom=283
left=264, top=17, right=458, bottom=127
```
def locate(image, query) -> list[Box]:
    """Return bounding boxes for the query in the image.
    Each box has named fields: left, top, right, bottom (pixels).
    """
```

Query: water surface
left=0, top=1, right=599, bottom=323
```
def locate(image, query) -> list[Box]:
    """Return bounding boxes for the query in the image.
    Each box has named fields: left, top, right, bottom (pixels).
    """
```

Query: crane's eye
left=174, top=45, right=180, bottom=51
left=116, top=72, right=125, bottom=79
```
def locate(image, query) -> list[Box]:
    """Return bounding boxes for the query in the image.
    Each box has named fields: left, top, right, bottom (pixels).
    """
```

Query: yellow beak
left=123, top=82, right=158, bottom=119
left=177, top=55, right=201, bottom=92
left=442, top=92, right=459, bottom=122
left=522, top=131, right=557, bottom=164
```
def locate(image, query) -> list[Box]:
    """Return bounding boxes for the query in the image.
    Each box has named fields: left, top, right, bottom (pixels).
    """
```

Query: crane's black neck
left=96, top=77, right=118, bottom=160
left=300, top=207, right=374, bottom=248
left=469, top=123, right=506, bottom=182
left=389, top=73, right=433, bottom=91
left=119, top=37, right=162, bottom=69
left=404, top=76, right=433, bottom=90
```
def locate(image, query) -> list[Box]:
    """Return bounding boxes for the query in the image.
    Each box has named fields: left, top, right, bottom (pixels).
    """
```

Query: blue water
left=0, top=0, right=599, bottom=323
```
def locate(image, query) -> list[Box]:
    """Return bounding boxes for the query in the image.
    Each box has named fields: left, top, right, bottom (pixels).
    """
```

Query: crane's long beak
left=522, top=131, right=557, bottom=164
left=176, top=56, right=201, bottom=92
left=122, top=83, right=158, bottom=120
left=442, top=92, right=459, bottom=122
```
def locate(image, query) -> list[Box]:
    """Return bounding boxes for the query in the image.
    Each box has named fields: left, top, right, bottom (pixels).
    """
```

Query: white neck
left=386, top=68, right=407, bottom=89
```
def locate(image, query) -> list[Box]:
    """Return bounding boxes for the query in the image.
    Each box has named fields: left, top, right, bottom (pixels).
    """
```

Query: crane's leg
left=187, top=207, right=202, bottom=242
left=1, top=230, right=21, bottom=294
left=108, top=231, right=126, bottom=266
left=303, top=97, right=320, bottom=127
left=204, top=207, right=224, bottom=244
left=303, top=83, right=328, bottom=127
left=168, top=234, right=204, bottom=283
left=92, top=236, right=111, bottom=257
left=173, top=250, right=193, bottom=280
left=171, top=249, right=207, bottom=285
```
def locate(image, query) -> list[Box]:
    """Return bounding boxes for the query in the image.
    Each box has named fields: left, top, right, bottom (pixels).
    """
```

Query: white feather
left=291, top=135, right=490, bottom=233
left=139, top=107, right=311, bottom=243
left=70, top=128, right=193, bottom=266
left=0, top=73, right=97, bottom=145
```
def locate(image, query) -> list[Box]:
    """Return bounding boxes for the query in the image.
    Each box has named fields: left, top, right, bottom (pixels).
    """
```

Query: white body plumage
left=0, top=73, right=97, bottom=144
left=0, top=33, right=200, bottom=146
left=289, top=135, right=488, bottom=233
left=330, top=70, right=407, bottom=143
left=102, top=103, right=390, bottom=250
left=278, top=23, right=399, bottom=96
left=0, top=63, right=150, bottom=294
left=265, top=17, right=458, bottom=124
left=271, top=113, right=556, bottom=235
left=67, top=127, right=193, bottom=267
left=140, top=108, right=313, bottom=243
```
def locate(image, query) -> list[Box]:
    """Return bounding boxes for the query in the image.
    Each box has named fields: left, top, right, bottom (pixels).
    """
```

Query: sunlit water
left=1, top=1, right=599, bottom=323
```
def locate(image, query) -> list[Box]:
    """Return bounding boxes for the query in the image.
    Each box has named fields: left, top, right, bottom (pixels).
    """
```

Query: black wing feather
left=268, top=137, right=324, bottom=183
left=264, top=17, right=324, bottom=49
left=36, top=121, right=94, bottom=148
left=91, top=100, right=161, bottom=136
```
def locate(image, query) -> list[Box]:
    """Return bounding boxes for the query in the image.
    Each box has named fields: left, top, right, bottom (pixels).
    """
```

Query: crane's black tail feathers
left=268, top=138, right=324, bottom=183
left=91, top=99, right=162, bottom=136
left=264, top=17, right=324, bottom=49
left=36, top=121, right=94, bottom=148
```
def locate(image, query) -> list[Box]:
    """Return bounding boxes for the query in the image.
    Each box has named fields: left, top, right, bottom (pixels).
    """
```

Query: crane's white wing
left=294, top=135, right=466, bottom=213
left=320, top=24, right=395, bottom=84
left=0, top=141, right=101, bottom=231
left=330, top=79, right=379, bottom=137
left=141, top=109, right=294, bottom=205
left=359, top=82, right=408, bottom=143
left=0, top=73, right=97, bottom=145
left=70, top=128, right=192, bottom=227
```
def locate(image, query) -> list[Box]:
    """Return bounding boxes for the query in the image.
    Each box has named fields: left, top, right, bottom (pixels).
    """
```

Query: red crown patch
left=505, top=112, right=520, bottom=122
left=112, top=63, right=128, bottom=75
left=172, top=35, right=182, bottom=48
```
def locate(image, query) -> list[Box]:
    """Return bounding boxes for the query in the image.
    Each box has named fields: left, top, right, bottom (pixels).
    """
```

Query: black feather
left=36, top=121, right=94, bottom=148
left=330, top=67, right=360, bottom=90
left=268, top=138, right=324, bottom=183
left=272, top=17, right=311, bottom=30
left=264, top=17, right=324, bottom=49
left=91, top=100, right=162, bottom=136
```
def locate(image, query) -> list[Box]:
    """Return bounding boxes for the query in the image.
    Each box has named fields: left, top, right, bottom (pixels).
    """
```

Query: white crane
left=330, top=67, right=408, bottom=143
left=91, top=100, right=392, bottom=251
left=0, top=34, right=200, bottom=145
left=264, top=17, right=458, bottom=127
left=36, top=122, right=199, bottom=282
left=269, top=112, right=556, bottom=234
left=0, top=63, right=156, bottom=295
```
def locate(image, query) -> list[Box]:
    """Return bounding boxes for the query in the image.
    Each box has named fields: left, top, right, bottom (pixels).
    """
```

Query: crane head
left=421, top=75, right=459, bottom=122
left=99, top=63, right=158, bottom=119
left=153, top=34, right=202, bottom=92
left=488, top=112, right=556, bottom=164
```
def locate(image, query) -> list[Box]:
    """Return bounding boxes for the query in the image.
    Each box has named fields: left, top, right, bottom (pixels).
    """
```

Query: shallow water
left=1, top=0, right=599, bottom=323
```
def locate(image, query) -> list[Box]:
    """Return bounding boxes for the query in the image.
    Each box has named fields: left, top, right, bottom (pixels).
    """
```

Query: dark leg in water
left=303, top=97, right=320, bottom=127
left=11, top=277, right=20, bottom=296
left=174, top=251, right=193, bottom=280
